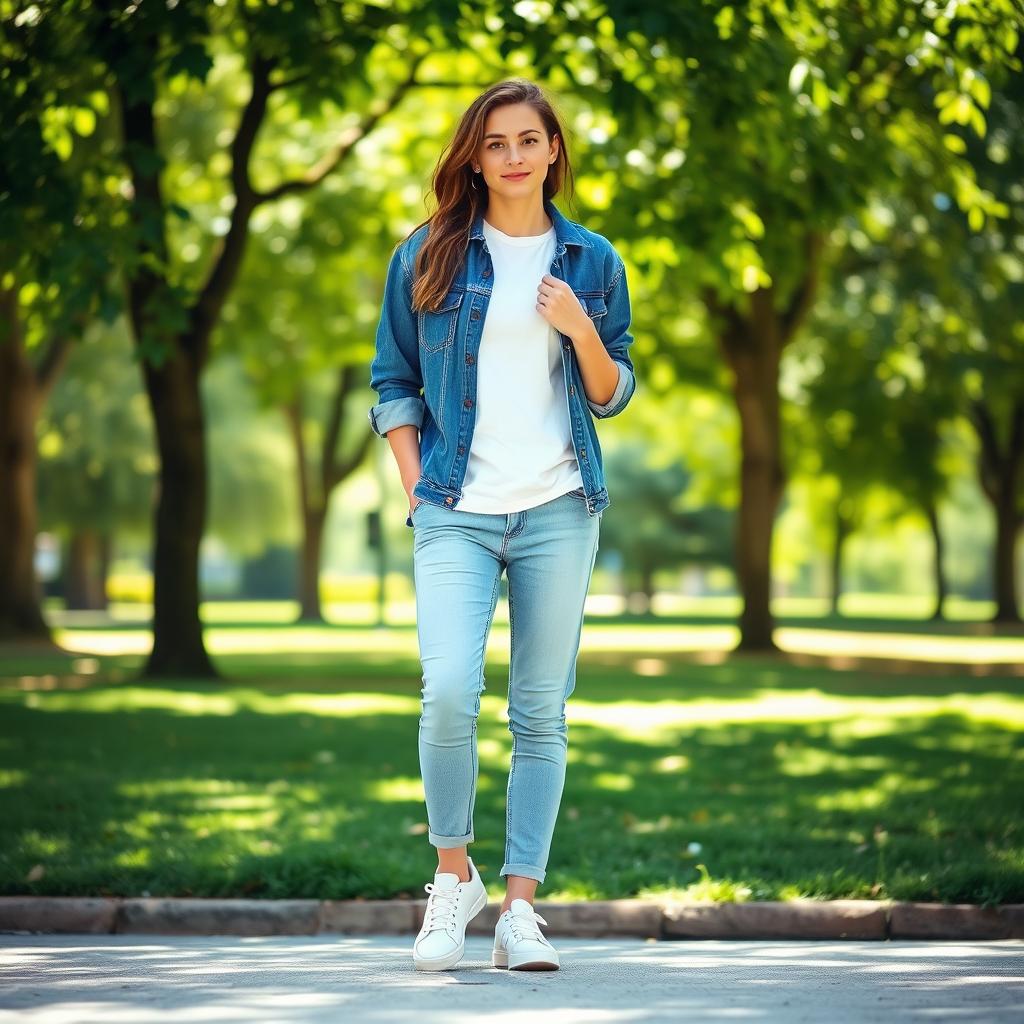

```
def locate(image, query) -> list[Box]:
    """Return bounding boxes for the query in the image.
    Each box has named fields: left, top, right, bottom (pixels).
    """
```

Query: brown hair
left=403, top=78, right=576, bottom=313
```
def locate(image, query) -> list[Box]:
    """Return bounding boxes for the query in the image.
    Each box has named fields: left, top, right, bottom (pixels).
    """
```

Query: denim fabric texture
left=412, top=488, right=601, bottom=884
left=367, top=196, right=637, bottom=526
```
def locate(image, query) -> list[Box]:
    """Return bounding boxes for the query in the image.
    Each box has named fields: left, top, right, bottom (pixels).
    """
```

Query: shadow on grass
left=0, top=668, right=1021, bottom=905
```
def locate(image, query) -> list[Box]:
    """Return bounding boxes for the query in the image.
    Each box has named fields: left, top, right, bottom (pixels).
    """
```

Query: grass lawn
left=1, top=600, right=1021, bottom=906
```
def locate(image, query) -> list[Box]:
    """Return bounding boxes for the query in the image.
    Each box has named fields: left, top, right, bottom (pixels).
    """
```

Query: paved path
left=2, top=934, right=1022, bottom=1022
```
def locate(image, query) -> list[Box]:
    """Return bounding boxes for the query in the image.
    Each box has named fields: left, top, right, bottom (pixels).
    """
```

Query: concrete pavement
left=2, top=934, right=1022, bottom=1022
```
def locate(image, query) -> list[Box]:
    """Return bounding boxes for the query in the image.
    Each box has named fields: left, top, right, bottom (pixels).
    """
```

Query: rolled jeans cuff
left=429, top=829, right=475, bottom=848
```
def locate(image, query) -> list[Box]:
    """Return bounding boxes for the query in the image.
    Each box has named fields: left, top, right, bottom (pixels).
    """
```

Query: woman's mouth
left=502, top=172, right=530, bottom=180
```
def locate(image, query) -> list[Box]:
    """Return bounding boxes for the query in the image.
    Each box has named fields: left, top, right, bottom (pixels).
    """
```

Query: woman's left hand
left=536, top=274, right=592, bottom=341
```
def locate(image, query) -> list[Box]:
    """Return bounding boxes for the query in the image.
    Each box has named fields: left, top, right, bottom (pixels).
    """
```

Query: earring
left=471, top=168, right=481, bottom=190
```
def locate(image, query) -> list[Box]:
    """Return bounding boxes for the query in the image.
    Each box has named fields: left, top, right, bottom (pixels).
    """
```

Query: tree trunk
left=926, top=502, right=946, bottom=622
left=298, top=507, right=327, bottom=622
left=65, top=528, right=108, bottom=611
left=971, top=398, right=1022, bottom=624
left=286, top=369, right=376, bottom=624
left=640, top=564, right=655, bottom=602
left=993, top=493, right=1020, bottom=623
left=724, top=324, right=784, bottom=652
left=830, top=505, right=851, bottom=617
left=116, top=60, right=230, bottom=679
left=0, top=293, right=49, bottom=642
left=140, top=347, right=218, bottom=676
left=705, top=234, right=822, bottom=653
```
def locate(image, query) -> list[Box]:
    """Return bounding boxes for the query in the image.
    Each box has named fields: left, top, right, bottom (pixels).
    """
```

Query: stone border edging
left=0, top=897, right=1021, bottom=941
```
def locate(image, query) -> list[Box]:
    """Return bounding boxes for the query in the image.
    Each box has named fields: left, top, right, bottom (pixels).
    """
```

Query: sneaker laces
left=422, top=882, right=460, bottom=933
left=506, top=906, right=549, bottom=944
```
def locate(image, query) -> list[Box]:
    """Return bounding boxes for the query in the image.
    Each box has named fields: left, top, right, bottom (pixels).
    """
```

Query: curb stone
left=0, top=897, right=1021, bottom=940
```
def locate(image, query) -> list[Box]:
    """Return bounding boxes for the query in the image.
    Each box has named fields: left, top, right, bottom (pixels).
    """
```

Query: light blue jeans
left=410, top=487, right=602, bottom=884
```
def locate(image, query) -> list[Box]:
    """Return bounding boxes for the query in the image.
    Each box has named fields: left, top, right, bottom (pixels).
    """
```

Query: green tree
left=593, top=0, right=1020, bottom=647
left=600, top=442, right=733, bottom=603
left=0, top=6, right=121, bottom=639
left=37, top=323, right=156, bottom=610
left=223, top=183, right=389, bottom=621
left=791, top=216, right=962, bottom=619
left=73, top=1, right=438, bottom=675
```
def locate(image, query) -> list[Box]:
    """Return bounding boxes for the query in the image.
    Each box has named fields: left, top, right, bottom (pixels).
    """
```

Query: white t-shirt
left=456, top=217, right=585, bottom=514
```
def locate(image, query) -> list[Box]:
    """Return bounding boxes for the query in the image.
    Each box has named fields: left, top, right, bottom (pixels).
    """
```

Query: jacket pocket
left=418, top=288, right=464, bottom=353
left=583, top=295, right=607, bottom=321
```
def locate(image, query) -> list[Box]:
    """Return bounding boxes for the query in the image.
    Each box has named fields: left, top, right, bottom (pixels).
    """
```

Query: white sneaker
left=412, top=855, right=488, bottom=972
left=491, top=897, right=560, bottom=971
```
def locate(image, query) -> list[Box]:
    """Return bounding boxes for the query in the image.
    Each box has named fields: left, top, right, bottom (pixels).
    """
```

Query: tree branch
left=187, top=53, right=275, bottom=364
left=330, top=426, right=375, bottom=491
left=970, top=397, right=1002, bottom=504
left=702, top=284, right=750, bottom=363
left=268, top=71, right=310, bottom=93
left=254, top=55, right=428, bottom=206
left=321, top=365, right=351, bottom=490
left=780, top=229, right=825, bottom=345
left=323, top=364, right=375, bottom=490
left=34, top=337, right=73, bottom=399
left=285, top=394, right=312, bottom=513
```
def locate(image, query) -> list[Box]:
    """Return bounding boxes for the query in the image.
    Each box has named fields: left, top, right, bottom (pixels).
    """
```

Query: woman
left=367, top=78, right=636, bottom=973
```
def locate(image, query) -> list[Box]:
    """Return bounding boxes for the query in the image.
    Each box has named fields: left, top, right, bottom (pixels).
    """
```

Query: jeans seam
left=504, top=575, right=518, bottom=873
left=468, top=564, right=500, bottom=839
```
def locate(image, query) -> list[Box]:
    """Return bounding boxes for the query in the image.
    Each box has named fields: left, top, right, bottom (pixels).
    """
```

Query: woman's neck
left=482, top=197, right=552, bottom=237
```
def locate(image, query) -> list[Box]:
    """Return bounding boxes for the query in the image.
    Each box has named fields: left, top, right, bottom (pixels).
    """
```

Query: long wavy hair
left=402, top=78, right=576, bottom=313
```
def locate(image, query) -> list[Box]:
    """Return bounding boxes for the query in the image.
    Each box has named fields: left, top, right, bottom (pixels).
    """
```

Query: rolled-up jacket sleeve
left=586, top=256, right=637, bottom=419
left=367, top=242, right=426, bottom=437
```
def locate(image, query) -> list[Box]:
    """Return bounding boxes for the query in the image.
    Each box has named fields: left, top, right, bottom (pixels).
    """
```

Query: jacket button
left=581, top=448, right=587, bottom=458
left=445, top=497, right=453, bottom=504
left=463, top=398, right=472, bottom=408
left=569, top=384, right=574, bottom=394
left=470, top=309, right=480, bottom=320
left=458, top=445, right=465, bottom=454
left=466, top=354, right=474, bottom=364
left=483, top=268, right=491, bottom=277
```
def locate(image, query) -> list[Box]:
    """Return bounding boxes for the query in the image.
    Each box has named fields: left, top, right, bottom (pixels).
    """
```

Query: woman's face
left=474, top=102, right=558, bottom=196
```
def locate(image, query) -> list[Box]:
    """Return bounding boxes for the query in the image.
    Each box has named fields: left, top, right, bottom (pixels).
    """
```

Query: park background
left=1, top=1, right=1021, bottom=907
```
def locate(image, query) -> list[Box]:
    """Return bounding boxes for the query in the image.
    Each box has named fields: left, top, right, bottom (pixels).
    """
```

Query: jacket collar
left=469, top=195, right=589, bottom=249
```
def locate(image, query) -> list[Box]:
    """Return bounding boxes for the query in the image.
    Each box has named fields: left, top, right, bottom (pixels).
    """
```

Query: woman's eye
left=488, top=138, right=538, bottom=149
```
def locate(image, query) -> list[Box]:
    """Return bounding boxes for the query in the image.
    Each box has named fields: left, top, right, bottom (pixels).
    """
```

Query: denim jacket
left=368, top=196, right=636, bottom=526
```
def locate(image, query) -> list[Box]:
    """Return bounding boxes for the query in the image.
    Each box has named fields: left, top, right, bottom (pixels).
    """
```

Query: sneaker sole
left=491, top=947, right=560, bottom=971
left=413, top=887, right=489, bottom=972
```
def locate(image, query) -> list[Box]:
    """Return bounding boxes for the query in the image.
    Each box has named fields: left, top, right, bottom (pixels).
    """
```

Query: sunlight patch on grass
left=592, top=771, right=635, bottom=791
left=119, top=778, right=257, bottom=798
left=365, top=777, right=424, bottom=802
left=18, top=830, right=68, bottom=858
left=777, top=627, right=1024, bottom=663
left=26, top=688, right=241, bottom=716
left=628, top=814, right=679, bottom=834
left=567, top=692, right=1024, bottom=741
left=812, top=772, right=936, bottom=812
left=113, top=847, right=152, bottom=868
left=654, top=754, right=691, bottom=772
left=24, top=688, right=421, bottom=719
left=774, top=744, right=889, bottom=776
left=477, top=737, right=506, bottom=761
left=50, top=611, right=1024, bottom=667
left=648, top=864, right=754, bottom=903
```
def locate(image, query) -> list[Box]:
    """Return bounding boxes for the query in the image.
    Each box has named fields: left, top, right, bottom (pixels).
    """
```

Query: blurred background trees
left=1, top=0, right=1021, bottom=674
